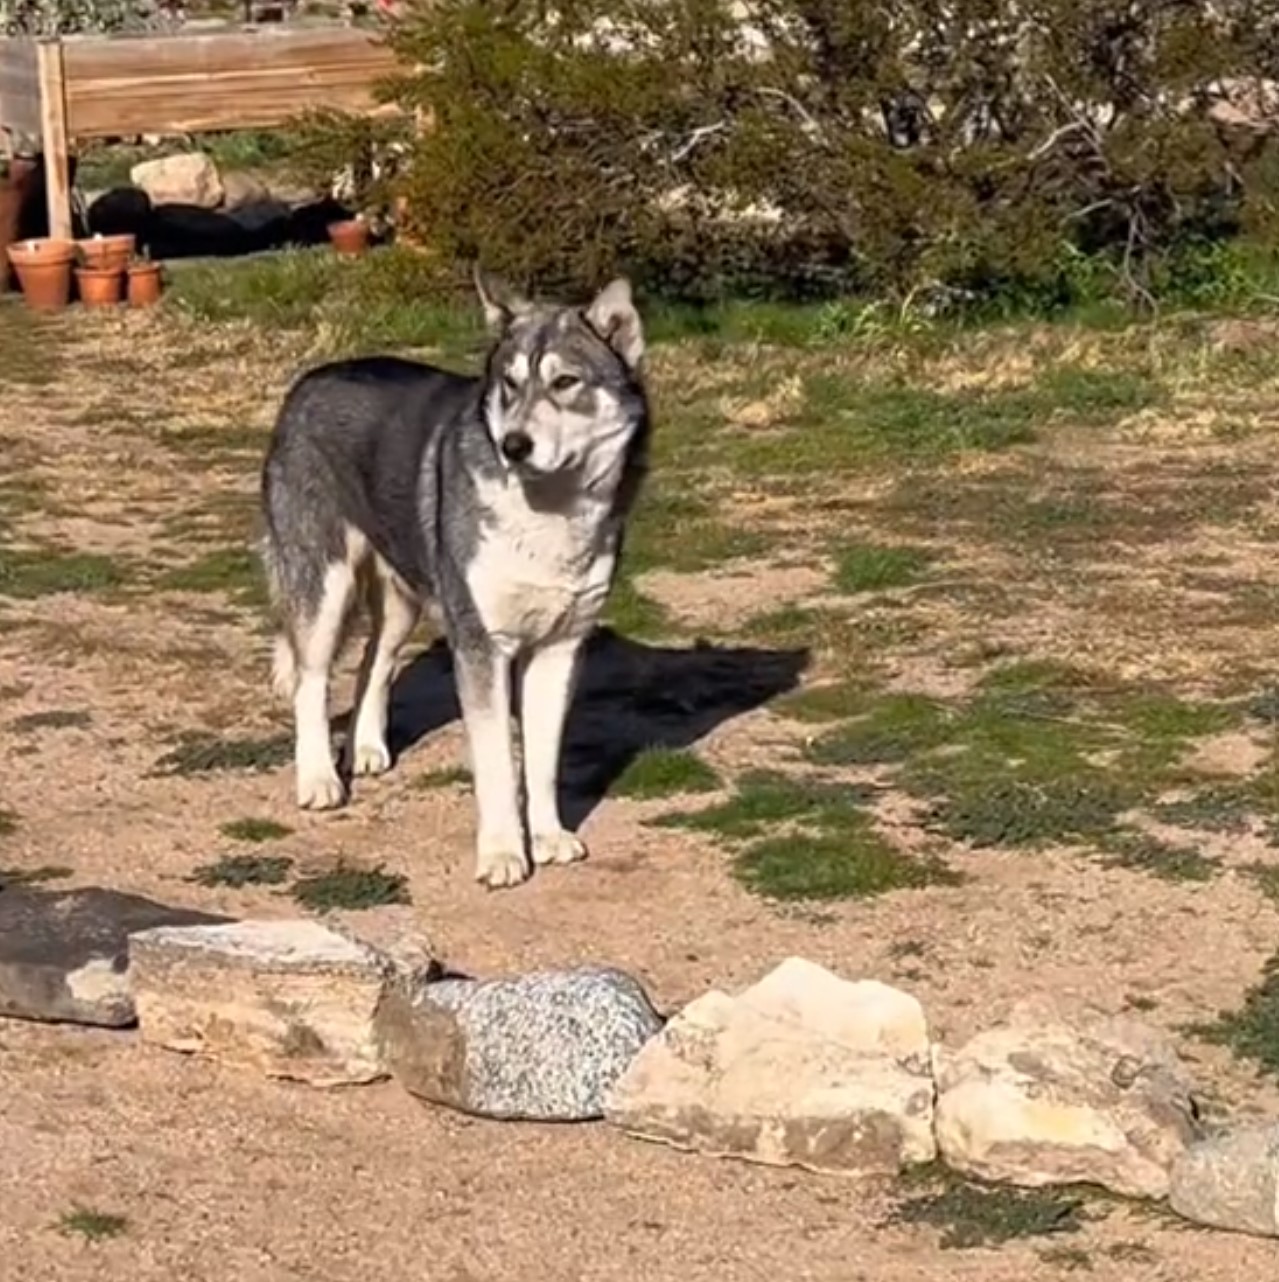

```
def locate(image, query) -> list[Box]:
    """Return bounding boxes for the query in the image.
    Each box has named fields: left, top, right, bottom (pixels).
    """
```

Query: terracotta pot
left=327, top=218, right=370, bottom=256
left=75, top=265, right=125, bottom=308
left=127, top=261, right=163, bottom=308
left=7, top=237, right=76, bottom=311
left=0, top=160, right=41, bottom=291
left=77, top=233, right=136, bottom=274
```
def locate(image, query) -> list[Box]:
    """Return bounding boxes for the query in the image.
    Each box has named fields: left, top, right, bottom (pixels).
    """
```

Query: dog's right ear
left=474, top=266, right=529, bottom=332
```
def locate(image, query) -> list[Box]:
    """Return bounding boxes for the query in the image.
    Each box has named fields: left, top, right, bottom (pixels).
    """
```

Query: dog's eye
left=550, top=374, right=581, bottom=394
left=501, top=373, right=521, bottom=396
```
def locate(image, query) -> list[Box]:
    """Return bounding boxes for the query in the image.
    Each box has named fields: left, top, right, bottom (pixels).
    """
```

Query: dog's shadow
left=370, top=628, right=808, bottom=826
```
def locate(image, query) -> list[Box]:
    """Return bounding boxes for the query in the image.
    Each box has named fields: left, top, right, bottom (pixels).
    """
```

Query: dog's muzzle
left=500, top=431, right=534, bottom=464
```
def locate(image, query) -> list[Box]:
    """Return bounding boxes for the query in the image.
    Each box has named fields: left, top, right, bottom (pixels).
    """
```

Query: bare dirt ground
left=4, top=293, right=1279, bottom=1279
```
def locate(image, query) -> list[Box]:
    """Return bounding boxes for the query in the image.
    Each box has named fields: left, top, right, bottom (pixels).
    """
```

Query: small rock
left=129, top=919, right=395, bottom=1087
left=378, top=966, right=662, bottom=1120
left=218, top=170, right=271, bottom=210
left=1170, top=1124, right=1279, bottom=1237
left=604, top=957, right=936, bottom=1174
left=934, top=1005, right=1201, bottom=1199
left=130, top=152, right=224, bottom=209
left=0, top=887, right=228, bottom=1028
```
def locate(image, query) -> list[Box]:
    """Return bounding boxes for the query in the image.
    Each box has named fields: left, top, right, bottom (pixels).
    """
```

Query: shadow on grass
left=379, top=627, right=808, bottom=828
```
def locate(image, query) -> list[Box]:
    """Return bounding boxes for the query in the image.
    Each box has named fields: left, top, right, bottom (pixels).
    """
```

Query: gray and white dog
left=260, top=272, right=649, bottom=888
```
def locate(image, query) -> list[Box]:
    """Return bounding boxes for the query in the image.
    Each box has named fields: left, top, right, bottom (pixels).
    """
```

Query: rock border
left=2, top=893, right=1275, bottom=1242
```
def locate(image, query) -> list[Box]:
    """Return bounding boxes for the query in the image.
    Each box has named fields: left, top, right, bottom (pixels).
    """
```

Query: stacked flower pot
left=6, top=234, right=164, bottom=311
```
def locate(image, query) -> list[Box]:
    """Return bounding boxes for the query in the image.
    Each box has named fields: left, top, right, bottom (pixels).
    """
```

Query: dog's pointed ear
left=473, top=265, right=529, bottom=332
left=585, top=277, right=645, bottom=371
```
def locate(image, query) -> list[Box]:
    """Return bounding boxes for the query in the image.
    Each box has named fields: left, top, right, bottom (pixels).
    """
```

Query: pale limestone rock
left=129, top=919, right=396, bottom=1087
left=604, top=957, right=935, bottom=1174
left=933, top=1004, right=1201, bottom=1199
left=1171, top=1124, right=1279, bottom=1237
left=130, top=152, right=224, bottom=209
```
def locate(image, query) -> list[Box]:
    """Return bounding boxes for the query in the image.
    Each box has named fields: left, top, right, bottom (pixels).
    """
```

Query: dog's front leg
left=455, top=645, right=529, bottom=889
left=520, top=636, right=587, bottom=867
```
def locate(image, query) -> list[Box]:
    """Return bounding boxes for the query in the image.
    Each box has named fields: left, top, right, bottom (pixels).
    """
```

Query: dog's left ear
left=585, top=278, right=645, bottom=371
left=474, top=265, right=529, bottom=332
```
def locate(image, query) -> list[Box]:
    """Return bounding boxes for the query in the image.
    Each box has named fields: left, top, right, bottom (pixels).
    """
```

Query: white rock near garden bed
left=605, top=957, right=936, bottom=1175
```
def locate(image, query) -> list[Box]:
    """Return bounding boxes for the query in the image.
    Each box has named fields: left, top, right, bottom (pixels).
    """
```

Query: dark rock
left=377, top=966, right=663, bottom=1121
left=0, top=887, right=229, bottom=1027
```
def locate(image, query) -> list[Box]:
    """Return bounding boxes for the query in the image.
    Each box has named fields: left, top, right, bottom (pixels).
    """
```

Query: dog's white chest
left=466, top=484, right=615, bottom=650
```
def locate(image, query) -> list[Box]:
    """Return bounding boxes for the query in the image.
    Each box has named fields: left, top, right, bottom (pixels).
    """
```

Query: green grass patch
left=0, top=546, right=127, bottom=598
left=892, top=1172, right=1094, bottom=1250
left=1193, top=950, right=1279, bottom=1080
left=153, top=731, right=292, bottom=776
left=0, top=863, right=72, bottom=888
left=56, top=1206, right=128, bottom=1243
left=653, top=770, right=959, bottom=901
left=804, top=667, right=1242, bottom=851
left=7, top=708, right=92, bottom=733
left=773, top=679, right=879, bottom=724
left=291, top=861, right=410, bottom=911
left=190, top=853, right=294, bottom=889
left=156, top=547, right=267, bottom=608
left=218, top=817, right=293, bottom=843
left=831, top=542, right=933, bottom=593
left=413, top=765, right=472, bottom=790
left=1097, top=832, right=1220, bottom=883
left=612, top=747, right=721, bottom=800
left=604, top=571, right=671, bottom=640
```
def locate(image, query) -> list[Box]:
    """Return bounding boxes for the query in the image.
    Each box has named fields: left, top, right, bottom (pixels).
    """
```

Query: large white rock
left=130, top=152, right=224, bottom=209
left=604, top=957, right=936, bottom=1174
left=129, top=919, right=398, bottom=1087
left=934, top=1004, right=1201, bottom=1199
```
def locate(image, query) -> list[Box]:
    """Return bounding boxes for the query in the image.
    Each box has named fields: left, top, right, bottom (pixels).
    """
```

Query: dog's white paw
left=532, top=829, right=588, bottom=866
left=297, top=770, right=345, bottom=811
left=475, top=844, right=531, bottom=890
left=352, top=740, right=392, bottom=777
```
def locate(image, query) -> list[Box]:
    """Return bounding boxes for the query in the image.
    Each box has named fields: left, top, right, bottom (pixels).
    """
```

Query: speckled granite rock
left=0, top=887, right=227, bottom=1028
left=1171, top=1124, right=1279, bottom=1237
left=129, top=918, right=397, bottom=1086
left=377, top=966, right=663, bottom=1120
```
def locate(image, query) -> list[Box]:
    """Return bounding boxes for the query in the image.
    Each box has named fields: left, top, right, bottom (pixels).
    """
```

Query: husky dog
left=260, top=272, right=649, bottom=889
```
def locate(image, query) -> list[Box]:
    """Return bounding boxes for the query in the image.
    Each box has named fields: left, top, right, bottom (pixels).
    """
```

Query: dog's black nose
left=500, top=431, right=534, bottom=463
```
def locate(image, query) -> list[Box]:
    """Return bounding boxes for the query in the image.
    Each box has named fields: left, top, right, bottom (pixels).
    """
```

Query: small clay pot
left=75, top=265, right=125, bottom=308
left=327, top=218, right=370, bottom=256
left=126, top=260, right=163, bottom=308
left=7, top=237, right=75, bottom=311
left=77, top=233, right=136, bottom=274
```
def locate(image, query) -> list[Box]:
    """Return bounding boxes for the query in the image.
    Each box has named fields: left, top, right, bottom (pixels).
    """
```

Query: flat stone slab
left=605, top=957, right=937, bottom=1175
left=129, top=919, right=397, bottom=1087
left=377, top=966, right=663, bottom=1121
left=0, top=887, right=228, bottom=1028
left=1171, top=1123, right=1279, bottom=1237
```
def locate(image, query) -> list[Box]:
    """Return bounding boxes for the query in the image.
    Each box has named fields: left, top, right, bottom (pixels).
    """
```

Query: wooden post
left=35, top=40, right=72, bottom=241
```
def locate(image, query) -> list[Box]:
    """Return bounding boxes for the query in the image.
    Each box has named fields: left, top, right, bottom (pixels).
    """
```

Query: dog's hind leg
left=292, top=552, right=361, bottom=810
left=350, top=560, right=419, bottom=777
left=454, top=644, right=529, bottom=889
left=520, top=636, right=588, bottom=866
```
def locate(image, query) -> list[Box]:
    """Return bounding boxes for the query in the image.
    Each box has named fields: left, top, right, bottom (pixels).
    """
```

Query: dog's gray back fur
left=260, top=274, right=650, bottom=889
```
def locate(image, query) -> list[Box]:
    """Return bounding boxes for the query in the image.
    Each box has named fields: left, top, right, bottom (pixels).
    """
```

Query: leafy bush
left=1, top=0, right=157, bottom=34
left=368, top=0, right=1279, bottom=305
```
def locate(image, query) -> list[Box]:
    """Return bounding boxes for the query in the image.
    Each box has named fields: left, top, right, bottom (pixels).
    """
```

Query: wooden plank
left=0, top=40, right=43, bottom=141
left=62, top=29, right=400, bottom=137
left=35, top=41, right=73, bottom=239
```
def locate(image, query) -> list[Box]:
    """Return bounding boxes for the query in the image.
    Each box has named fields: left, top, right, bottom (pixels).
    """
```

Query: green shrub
left=350, top=0, right=1279, bottom=306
